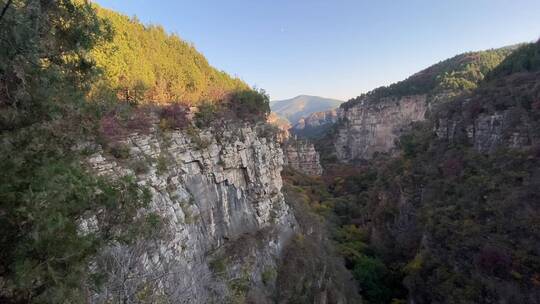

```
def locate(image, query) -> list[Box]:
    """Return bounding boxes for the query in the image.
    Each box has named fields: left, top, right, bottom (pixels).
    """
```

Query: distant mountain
left=271, top=95, right=343, bottom=125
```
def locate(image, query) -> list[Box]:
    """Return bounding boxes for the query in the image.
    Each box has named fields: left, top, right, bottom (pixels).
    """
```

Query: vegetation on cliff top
left=341, top=46, right=517, bottom=110
left=91, top=5, right=249, bottom=105
left=0, top=1, right=270, bottom=302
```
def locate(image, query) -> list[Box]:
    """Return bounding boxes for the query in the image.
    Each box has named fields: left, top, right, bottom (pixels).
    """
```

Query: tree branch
left=0, top=0, right=13, bottom=23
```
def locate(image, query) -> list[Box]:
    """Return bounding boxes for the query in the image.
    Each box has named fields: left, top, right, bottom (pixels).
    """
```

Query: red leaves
left=99, top=106, right=154, bottom=141
left=159, top=103, right=189, bottom=130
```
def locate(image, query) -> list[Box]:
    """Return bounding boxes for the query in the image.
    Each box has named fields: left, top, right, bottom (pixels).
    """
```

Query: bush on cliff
left=0, top=1, right=155, bottom=302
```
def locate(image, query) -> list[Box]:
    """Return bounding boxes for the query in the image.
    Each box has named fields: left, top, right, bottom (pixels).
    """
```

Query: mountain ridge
left=271, top=95, right=343, bottom=125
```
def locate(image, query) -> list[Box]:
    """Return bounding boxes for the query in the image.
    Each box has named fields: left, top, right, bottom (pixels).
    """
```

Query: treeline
left=91, top=5, right=249, bottom=105
left=341, top=46, right=516, bottom=110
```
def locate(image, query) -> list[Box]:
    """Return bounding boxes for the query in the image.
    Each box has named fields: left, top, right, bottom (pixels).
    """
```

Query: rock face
left=436, top=109, right=533, bottom=153
left=283, top=139, right=323, bottom=176
left=86, top=123, right=296, bottom=303
left=267, top=112, right=291, bottom=142
left=335, top=95, right=428, bottom=161
left=294, top=109, right=338, bottom=131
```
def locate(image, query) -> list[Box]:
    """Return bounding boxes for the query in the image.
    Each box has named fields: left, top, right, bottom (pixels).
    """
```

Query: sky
left=94, top=0, right=540, bottom=101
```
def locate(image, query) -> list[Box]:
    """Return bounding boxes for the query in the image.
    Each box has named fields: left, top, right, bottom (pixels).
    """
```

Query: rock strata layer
left=87, top=123, right=296, bottom=303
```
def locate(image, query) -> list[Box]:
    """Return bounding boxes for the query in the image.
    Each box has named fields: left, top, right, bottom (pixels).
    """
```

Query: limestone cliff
left=435, top=69, right=540, bottom=153
left=283, top=139, right=324, bottom=176
left=335, top=95, right=428, bottom=161
left=332, top=46, right=514, bottom=162
left=267, top=112, right=291, bottom=142
left=294, top=109, right=338, bottom=131
left=436, top=110, right=533, bottom=153
left=86, top=123, right=296, bottom=303
left=292, top=109, right=339, bottom=140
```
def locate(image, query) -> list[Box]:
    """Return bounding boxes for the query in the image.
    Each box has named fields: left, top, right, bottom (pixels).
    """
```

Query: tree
left=0, top=1, right=152, bottom=302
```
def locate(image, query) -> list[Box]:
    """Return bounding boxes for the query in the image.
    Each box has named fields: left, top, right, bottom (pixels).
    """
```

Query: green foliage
left=194, top=102, right=218, bottom=128
left=156, top=153, right=169, bottom=174
left=0, top=127, right=152, bottom=302
left=487, top=40, right=540, bottom=79
left=130, top=158, right=150, bottom=175
left=326, top=86, right=540, bottom=304
left=0, top=0, right=111, bottom=130
left=186, top=126, right=211, bottom=149
left=228, top=89, right=271, bottom=122
left=90, top=5, right=248, bottom=105
left=108, top=142, right=131, bottom=159
left=209, top=257, right=227, bottom=277
left=261, top=267, right=277, bottom=285
left=320, top=44, right=540, bottom=303
left=341, top=47, right=515, bottom=110
left=279, top=170, right=363, bottom=303
left=352, top=255, right=390, bottom=303
left=0, top=1, right=158, bottom=302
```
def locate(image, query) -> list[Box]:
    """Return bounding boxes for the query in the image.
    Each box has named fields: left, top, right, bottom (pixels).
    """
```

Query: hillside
left=271, top=95, right=343, bottom=124
left=341, top=46, right=518, bottom=110
left=308, top=41, right=540, bottom=303
left=330, top=46, right=517, bottom=161
left=91, top=5, right=249, bottom=105
left=1, top=1, right=538, bottom=303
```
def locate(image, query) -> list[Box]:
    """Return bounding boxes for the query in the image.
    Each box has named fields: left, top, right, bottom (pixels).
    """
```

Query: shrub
left=99, top=105, right=153, bottom=142
left=159, top=103, right=190, bottom=130
left=209, top=257, right=227, bottom=277
left=256, top=123, right=280, bottom=140
left=262, top=268, right=277, bottom=285
left=130, top=158, right=150, bottom=175
left=108, top=143, right=131, bottom=159
left=124, top=107, right=153, bottom=134
left=227, top=89, right=270, bottom=122
left=194, top=102, right=218, bottom=128
left=186, top=126, right=211, bottom=149
left=100, top=112, right=126, bottom=141
left=156, top=154, right=169, bottom=174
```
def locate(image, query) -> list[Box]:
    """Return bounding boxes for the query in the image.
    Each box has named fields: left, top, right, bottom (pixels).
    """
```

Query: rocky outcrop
left=283, top=139, right=323, bottom=176
left=335, top=95, right=428, bottom=161
left=293, top=109, right=338, bottom=131
left=86, top=123, right=296, bottom=303
left=267, top=112, right=291, bottom=142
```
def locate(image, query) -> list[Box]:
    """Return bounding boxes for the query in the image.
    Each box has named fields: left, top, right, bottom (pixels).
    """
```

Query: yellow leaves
left=89, top=5, right=249, bottom=105
left=404, top=252, right=424, bottom=274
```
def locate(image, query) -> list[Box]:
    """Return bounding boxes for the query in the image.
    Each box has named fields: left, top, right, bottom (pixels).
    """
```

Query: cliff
left=292, top=109, right=339, bottom=140
left=435, top=69, right=540, bottom=152
left=86, top=122, right=297, bottom=303
left=294, top=109, right=339, bottom=130
left=335, top=95, right=428, bottom=161
left=436, top=110, right=533, bottom=152
left=332, top=46, right=515, bottom=162
left=283, top=139, right=324, bottom=176
left=267, top=112, right=291, bottom=142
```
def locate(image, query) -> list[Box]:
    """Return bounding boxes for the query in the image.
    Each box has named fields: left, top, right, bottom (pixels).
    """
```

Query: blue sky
left=94, top=0, right=540, bottom=101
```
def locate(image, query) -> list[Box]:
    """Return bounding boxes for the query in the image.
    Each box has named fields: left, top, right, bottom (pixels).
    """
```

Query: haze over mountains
left=270, top=95, right=343, bottom=125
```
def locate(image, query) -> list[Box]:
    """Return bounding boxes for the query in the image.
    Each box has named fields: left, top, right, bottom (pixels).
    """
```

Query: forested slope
left=316, top=41, right=540, bottom=303
left=91, top=5, right=249, bottom=105
left=341, top=46, right=517, bottom=110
